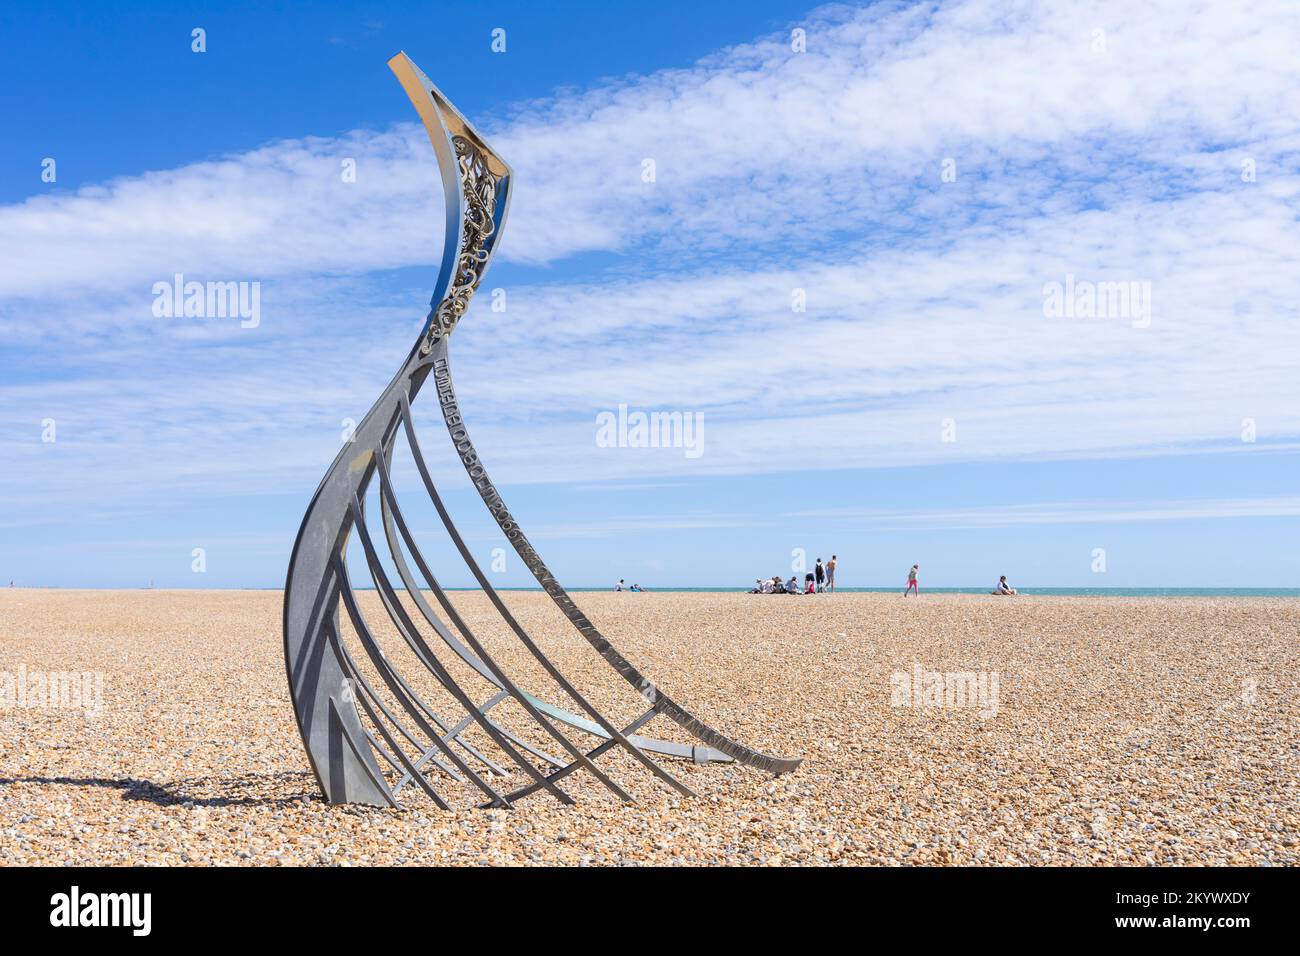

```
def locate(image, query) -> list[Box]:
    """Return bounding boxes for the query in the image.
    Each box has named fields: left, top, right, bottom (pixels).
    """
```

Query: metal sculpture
left=283, top=52, right=801, bottom=808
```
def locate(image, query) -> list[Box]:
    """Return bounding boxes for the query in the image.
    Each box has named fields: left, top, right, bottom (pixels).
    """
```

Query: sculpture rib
left=281, top=50, right=801, bottom=808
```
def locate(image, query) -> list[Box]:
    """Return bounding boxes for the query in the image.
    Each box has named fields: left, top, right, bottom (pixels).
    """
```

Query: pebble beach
left=1, top=588, right=1296, bottom=866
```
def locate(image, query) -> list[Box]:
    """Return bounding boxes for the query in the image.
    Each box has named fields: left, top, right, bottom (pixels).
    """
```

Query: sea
left=480, top=587, right=1300, bottom=597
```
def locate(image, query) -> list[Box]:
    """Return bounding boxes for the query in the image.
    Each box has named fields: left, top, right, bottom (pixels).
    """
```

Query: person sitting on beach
left=614, top=579, right=624, bottom=591
left=993, top=575, right=1017, bottom=595
left=750, top=578, right=763, bottom=593
left=760, top=578, right=776, bottom=594
left=630, top=583, right=644, bottom=592
left=786, top=574, right=800, bottom=594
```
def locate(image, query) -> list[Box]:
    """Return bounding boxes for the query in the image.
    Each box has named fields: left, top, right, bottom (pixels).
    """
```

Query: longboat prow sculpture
left=282, top=51, right=802, bottom=809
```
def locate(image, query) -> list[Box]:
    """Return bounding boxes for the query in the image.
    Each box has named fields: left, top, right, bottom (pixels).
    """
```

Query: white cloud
left=8, top=1, right=1300, bottom=300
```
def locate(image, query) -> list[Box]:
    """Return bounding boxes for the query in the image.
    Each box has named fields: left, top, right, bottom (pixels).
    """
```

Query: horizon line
left=5, top=585, right=1298, bottom=594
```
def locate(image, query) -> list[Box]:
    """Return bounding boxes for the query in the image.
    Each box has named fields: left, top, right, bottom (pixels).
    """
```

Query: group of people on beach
left=618, top=559, right=1018, bottom=595
left=747, top=559, right=1019, bottom=596
left=751, top=555, right=838, bottom=594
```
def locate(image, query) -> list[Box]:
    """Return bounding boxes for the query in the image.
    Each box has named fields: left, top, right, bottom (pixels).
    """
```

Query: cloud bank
left=4, top=0, right=1300, bottom=521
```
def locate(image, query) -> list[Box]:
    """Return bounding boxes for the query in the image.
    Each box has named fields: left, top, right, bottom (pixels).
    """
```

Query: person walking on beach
left=904, top=564, right=919, bottom=596
left=826, top=555, right=837, bottom=593
left=815, top=558, right=825, bottom=592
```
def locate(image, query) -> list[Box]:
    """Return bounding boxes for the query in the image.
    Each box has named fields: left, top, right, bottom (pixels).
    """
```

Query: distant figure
left=785, top=574, right=800, bottom=594
left=805, top=571, right=815, bottom=593
left=630, top=583, right=644, bottom=592
left=751, top=578, right=763, bottom=593
left=826, top=555, right=837, bottom=593
left=904, top=564, right=919, bottom=596
left=761, top=578, right=776, bottom=594
left=993, top=575, right=1017, bottom=595
left=815, top=558, right=825, bottom=592
left=614, top=579, right=624, bottom=592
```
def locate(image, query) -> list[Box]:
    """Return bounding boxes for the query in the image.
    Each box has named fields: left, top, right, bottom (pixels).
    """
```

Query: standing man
left=814, top=557, right=825, bottom=593
left=826, top=555, right=837, bottom=592
left=904, top=564, right=919, bottom=596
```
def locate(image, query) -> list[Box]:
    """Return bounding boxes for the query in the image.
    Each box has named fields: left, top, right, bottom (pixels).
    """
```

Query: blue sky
left=2, top=0, right=1299, bottom=588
